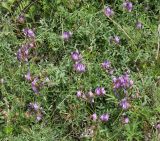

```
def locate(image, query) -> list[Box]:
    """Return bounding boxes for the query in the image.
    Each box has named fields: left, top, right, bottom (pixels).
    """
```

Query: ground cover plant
left=0, top=0, right=160, bottom=140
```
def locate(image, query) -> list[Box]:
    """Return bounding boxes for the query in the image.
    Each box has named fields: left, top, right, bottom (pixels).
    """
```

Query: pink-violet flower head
left=101, top=87, right=106, bottom=95
left=114, top=36, right=120, bottom=44
left=71, top=51, right=81, bottom=62
left=62, top=31, right=72, bottom=40
left=29, top=102, right=39, bottom=111
left=156, top=123, right=160, bottom=130
left=123, top=1, right=133, bottom=12
left=122, top=116, right=129, bottom=124
left=16, top=45, right=29, bottom=62
left=36, top=115, right=42, bottom=121
left=33, top=103, right=39, bottom=111
left=100, top=113, right=109, bottom=122
left=136, top=21, right=143, bottom=29
left=91, top=113, right=97, bottom=121
left=119, top=98, right=130, bottom=110
left=95, top=87, right=101, bottom=96
left=22, top=28, right=35, bottom=38
left=104, top=7, right=114, bottom=17
left=95, top=87, right=106, bottom=96
left=113, top=74, right=133, bottom=89
left=17, top=14, right=25, bottom=23
left=110, top=36, right=120, bottom=44
left=102, top=60, right=111, bottom=70
left=17, top=49, right=22, bottom=61
left=74, top=62, right=86, bottom=73
left=88, top=91, right=94, bottom=98
left=31, top=78, right=39, bottom=94
left=77, top=90, right=82, bottom=98
left=25, top=71, right=31, bottom=81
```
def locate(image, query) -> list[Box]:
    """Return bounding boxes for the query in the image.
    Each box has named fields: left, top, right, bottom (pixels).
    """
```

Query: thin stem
left=107, top=16, right=135, bottom=45
left=156, top=24, right=160, bottom=60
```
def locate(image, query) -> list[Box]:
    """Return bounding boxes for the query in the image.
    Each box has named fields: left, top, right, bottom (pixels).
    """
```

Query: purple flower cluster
left=28, top=102, right=40, bottom=111
left=121, top=115, right=129, bottom=124
left=24, top=71, right=49, bottom=94
left=71, top=51, right=86, bottom=73
left=104, top=1, right=133, bottom=18
left=71, top=51, right=81, bottom=61
left=101, top=60, right=114, bottom=74
left=110, top=36, right=120, bottom=44
left=25, top=71, right=32, bottom=81
left=76, top=90, right=94, bottom=103
left=76, top=87, right=106, bottom=103
left=104, top=7, right=114, bottom=17
left=136, top=21, right=143, bottom=29
left=91, top=113, right=109, bottom=122
left=77, top=88, right=106, bottom=98
left=17, top=14, right=25, bottom=24
left=95, top=87, right=106, bottom=96
left=119, top=98, right=130, bottom=110
left=91, top=113, right=97, bottom=121
left=16, top=18, right=47, bottom=122
left=16, top=42, right=35, bottom=62
left=31, top=77, right=40, bottom=94
left=28, top=102, right=44, bottom=122
left=100, top=113, right=109, bottom=122
left=17, top=45, right=29, bottom=62
left=74, top=62, right=86, bottom=73
left=123, top=1, right=133, bottom=12
left=113, top=73, right=133, bottom=89
left=156, top=123, right=160, bottom=130
left=23, top=28, right=35, bottom=38
left=62, top=31, right=72, bottom=40
left=31, top=76, right=49, bottom=94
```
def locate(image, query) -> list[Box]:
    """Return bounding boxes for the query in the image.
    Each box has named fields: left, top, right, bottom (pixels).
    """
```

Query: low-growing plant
left=0, top=0, right=160, bottom=140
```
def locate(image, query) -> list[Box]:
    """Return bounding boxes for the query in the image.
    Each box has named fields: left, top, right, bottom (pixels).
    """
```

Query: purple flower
left=104, top=7, right=114, bottom=17
left=110, top=36, right=120, bottom=44
left=113, top=74, right=133, bottom=89
left=136, top=21, right=143, bottom=29
left=28, top=42, right=35, bottom=48
left=102, top=60, right=111, bottom=70
left=95, top=87, right=101, bottom=96
left=101, top=87, right=106, bottom=95
left=36, top=115, right=42, bottom=121
left=31, top=78, right=39, bottom=94
left=88, top=91, right=94, bottom=98
left=119, top=98, right=130, bottom=110
left=101, top=60, right=114, bottom=74
left=95, top=87, right=106, bottom=96
left=91, top=113, right=97, bottom=121
left=17, top=45, right=29, bottom=62
left=62, top=31, right=72, bottom=40
left=100, top=113, right=109, bottom=122
left=114, top=36, right=120, bottom=44
left=22, top=28, right=35, bottom=38
left=17, top=14, right=25, bottom=23
left=33, top=103, right=39, bottom=111
left=122, top=116, right=129, bottom=124
left=123, top=1, right=133, bottom=12
left=17, top=48, right=22, bottom=61
left=71, top=51, right=81, bottom=62
left=28, top=102, right=39, bottom=111
left=124, top=117, right=129, bottom=124
left=25, top=71, right=31, bottom=81
left=74, top=62, right=86, bottom=73
left=156, top=123, right=160, bottom=129
left=76, top=91, right=82, bottom=97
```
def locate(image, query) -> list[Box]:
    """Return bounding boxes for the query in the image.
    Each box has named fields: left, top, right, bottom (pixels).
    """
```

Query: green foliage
left=0, top=0, right=160, bottom=140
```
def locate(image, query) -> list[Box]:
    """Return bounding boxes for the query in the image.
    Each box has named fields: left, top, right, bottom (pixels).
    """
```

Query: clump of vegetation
left=0, top=0, right=160, bottom=140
